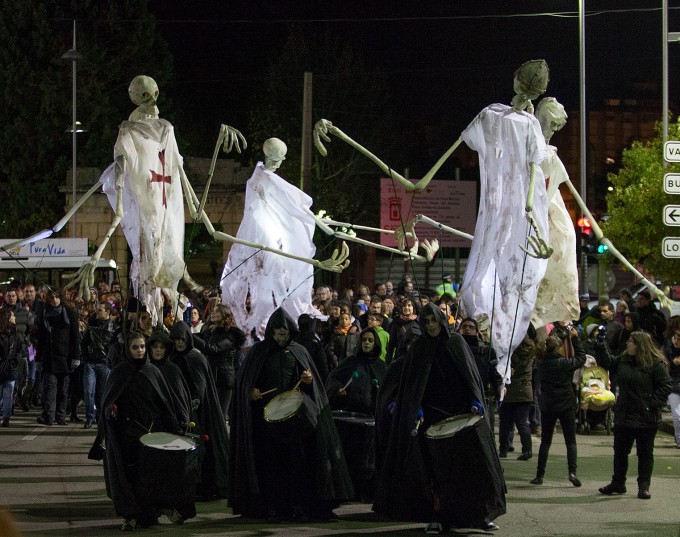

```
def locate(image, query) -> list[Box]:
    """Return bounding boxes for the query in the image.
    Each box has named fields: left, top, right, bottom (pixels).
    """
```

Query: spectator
left=619, top=288, right=637, bottom=313
left=530, top=325, right=586, bottom=487
left=636, top=289, right=666, bottom=346
left=81, top=302, right=119, bottom=428
left=615, top=300, right=629, bottom=326
left=0, top=309, right=20, bottom=426
left=326, top=312, right=360, bottom=370
left=498, top=330, right=536, bottom=460
left=385, top=297, right=419, bottom=365
left=599, top=302, right=624, bottom=355
left=193, top=304, right=246, bottom=418
left=189, top=307, right=204, bottom=334
left=664, top=327, right=680, bottom=449
left=295, top=314, right=330, bottom=382
left=597, top=331, right=671, bottom=499
left=36, top=288, right=79, bottom=426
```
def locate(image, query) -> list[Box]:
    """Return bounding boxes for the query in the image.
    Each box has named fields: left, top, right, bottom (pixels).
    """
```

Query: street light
left=662, top=1, right=680, bottom=156
left=61, top=20, right=83, bottom=238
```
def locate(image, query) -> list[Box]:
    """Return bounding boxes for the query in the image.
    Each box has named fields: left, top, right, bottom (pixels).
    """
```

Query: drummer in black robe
left=325, top=327, right=387, bottom=501
left=229, top=308, right=353, bottom=522
left=90, top=331, right=194, bottom=530
left=148, top=330, right=192, bottom=426
left=169, top=321, right=230, bottom=501
left=373, top=303, right=505, bottom=534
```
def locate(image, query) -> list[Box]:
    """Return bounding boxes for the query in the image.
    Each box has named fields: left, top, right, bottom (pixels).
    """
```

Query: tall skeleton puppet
left=315, top=60, right=553, bottom=383
left=4, top=76, right=246, bottom=326
left=221, top=139, right=322, bottom=344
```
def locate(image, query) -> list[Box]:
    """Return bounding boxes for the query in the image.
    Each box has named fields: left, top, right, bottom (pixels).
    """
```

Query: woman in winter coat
left=530, top=325, right=586, bottom=487
left=0, top=308, right=20, bottom=426
left=598, top=331, right=671, bottom=499
left=326, top=312, right=361, bottom=371
left=385, top=298, right=419, bottom=365
left=193, top=304, right=246, bottom=418
left=498, top=331, right=536, bottom=460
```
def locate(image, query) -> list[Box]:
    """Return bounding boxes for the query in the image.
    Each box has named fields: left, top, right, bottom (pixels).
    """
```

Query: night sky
left=146, top=1, right=680, bottom=161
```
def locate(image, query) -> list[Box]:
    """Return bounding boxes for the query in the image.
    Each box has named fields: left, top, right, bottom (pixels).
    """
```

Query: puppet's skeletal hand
left=315, top=241, right=350, bottom=273
left=521, top=211, right=553, bottom=259
left=394, top=219, right=418, bottom=253
left=219, top=125, right=247, bottom=154
left=313, top=119, right=334, bottom=157
left=422, top=239, right=439, bottom=262
left=63, top=258, right=98, bottom=301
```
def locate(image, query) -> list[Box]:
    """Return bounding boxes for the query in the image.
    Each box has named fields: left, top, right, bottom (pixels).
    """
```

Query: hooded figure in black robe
left=373, top=303, right=505, bottom=532
left=229, top=308, right=353, bottom=521
left=169, top=321, right=230, bottom=500
left=325, top=327, right=387, bottom=501
left=148, top=330, right=192, bottom=426
left=90, top=331, right=194, bottom=529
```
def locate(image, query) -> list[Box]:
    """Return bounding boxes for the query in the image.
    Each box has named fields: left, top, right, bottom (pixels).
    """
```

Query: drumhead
left=139, top=432, right=196, bottom=451
left=425, top=413, right=482, bottom=439
left=264, top=390, right=303, bottom=422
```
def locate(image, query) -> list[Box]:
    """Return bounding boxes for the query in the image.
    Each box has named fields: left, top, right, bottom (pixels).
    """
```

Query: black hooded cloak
left=169, top=322, right=230, bottom=500
left=373, top=303, right=505, bottom=528
left=325, top=327, right=387, bottom=414
left=229, top=308, right=353, bottom=519
left=91, top=346, right=194, bottom=524
left=148, top=330, right=192, bottom=426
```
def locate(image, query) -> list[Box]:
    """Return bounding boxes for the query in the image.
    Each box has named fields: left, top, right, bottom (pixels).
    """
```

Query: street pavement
left=1, top=408, right=679, bottom=537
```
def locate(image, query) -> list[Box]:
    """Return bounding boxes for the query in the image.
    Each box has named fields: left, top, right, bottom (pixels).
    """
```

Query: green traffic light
left=597, top=243, right=609, bottom=254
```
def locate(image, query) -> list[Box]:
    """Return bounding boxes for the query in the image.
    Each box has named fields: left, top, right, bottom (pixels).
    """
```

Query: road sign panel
left=665, top=141, right=680, bottom=162
left=664, top=173, right=680, bottom=194
left=664, top=205, right=680, bottom=226
left=662, top=237, right=680, bottom=258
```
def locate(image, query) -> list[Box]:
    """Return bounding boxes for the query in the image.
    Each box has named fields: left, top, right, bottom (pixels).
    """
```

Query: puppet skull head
left=263, top=138, right=287, bottom=171
left=511, top=60, right=549, bottom=113
left=536, top=97, right=567, bottom=143
left=128, top=75, right=160, bottom=120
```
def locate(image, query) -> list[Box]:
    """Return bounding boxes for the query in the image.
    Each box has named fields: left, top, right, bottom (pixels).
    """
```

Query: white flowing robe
left=221, top=162, right=317, bottom=344
left=101, top=118, right=185, bottom=325
left=460, top=103, right=549, bottom=383
left=531, top=145, right=580, bottom=327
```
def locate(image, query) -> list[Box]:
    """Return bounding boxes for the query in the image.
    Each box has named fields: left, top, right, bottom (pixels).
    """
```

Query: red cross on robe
left=150, top=149, right=171, bottom=207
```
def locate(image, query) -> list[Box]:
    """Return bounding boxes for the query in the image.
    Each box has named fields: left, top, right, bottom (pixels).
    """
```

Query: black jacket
left=598, top=345, right=672, bottom=429
left=37, top=304, right=79, bottom=375
left=536, top=336, right=586, bottom=413
left=0, top=332, right=20, bottom=382
left=82, top=318, right=119, bottom=364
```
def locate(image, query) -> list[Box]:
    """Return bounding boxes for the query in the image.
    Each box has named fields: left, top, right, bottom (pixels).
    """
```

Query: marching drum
left=264, top=389, right=318, bottom=438
left=424, top=413, right=501, bottom=526
left=332, top=411, right=376, bottom=485
left=137, top=432, right=199, bottom=505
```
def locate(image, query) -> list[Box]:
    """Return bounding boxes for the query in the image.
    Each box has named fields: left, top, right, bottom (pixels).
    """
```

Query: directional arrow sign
left=664, top=173, right=680, bottom=194
left=664, top=205, right=680, bottom=225
left=665, top=141, right=680, bottom=162
left=663, top=237, right=680, bottom=258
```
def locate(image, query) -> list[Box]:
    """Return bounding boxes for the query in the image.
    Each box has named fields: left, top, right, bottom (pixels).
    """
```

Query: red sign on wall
left=380, top=178, right=477, bottom=248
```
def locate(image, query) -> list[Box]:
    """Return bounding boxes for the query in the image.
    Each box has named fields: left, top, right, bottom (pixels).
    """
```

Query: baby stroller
left=577, top=365, right=615, bottom=435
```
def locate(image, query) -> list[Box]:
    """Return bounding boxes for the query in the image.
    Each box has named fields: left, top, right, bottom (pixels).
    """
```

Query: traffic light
left=577, top=217, right=597, bottom=254
left=597, top=243, right=609, bottom=255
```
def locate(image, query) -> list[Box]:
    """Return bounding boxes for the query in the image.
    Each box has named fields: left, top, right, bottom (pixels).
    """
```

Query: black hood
left=418, top=302, right=450, bottom=339
left=264, top=308, right=300, bottom=342
left=147, top=330, right=173, bottom=365
left=357, top=326, right=382, bottom=359
left=169, top=321, right=195, bottom=350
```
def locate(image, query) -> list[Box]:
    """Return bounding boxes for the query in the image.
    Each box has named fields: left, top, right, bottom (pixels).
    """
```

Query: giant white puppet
left=221, top=138, right=319, bottom=343
left=315, top=60, right=553, bottom=383
left=531, top=97, right=580, bottom=326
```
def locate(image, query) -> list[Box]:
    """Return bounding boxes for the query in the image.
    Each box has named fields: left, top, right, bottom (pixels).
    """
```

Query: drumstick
left=259, top=387, right=278, bottom=397
left=342, top=370, right=359, bottom=390
left=410, top=408, right=425, bottom=437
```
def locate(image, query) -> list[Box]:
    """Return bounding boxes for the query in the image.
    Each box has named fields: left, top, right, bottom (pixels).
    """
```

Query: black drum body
left=424, top=414, right=501, bottom=527
left=264, top=390, right=318, bottom=440
left=332, top=410, right=376, bottom=499
left=137, top=432, right=199, bottom=506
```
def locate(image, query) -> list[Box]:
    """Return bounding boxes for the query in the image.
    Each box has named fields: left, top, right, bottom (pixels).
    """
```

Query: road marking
left=22, top=427, right=47, bottom=441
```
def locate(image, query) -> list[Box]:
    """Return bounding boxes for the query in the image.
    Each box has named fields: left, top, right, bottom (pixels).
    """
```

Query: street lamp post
left=61, top=20, right=82, bottom=238
left=579, top=0, right=589, bottom=294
